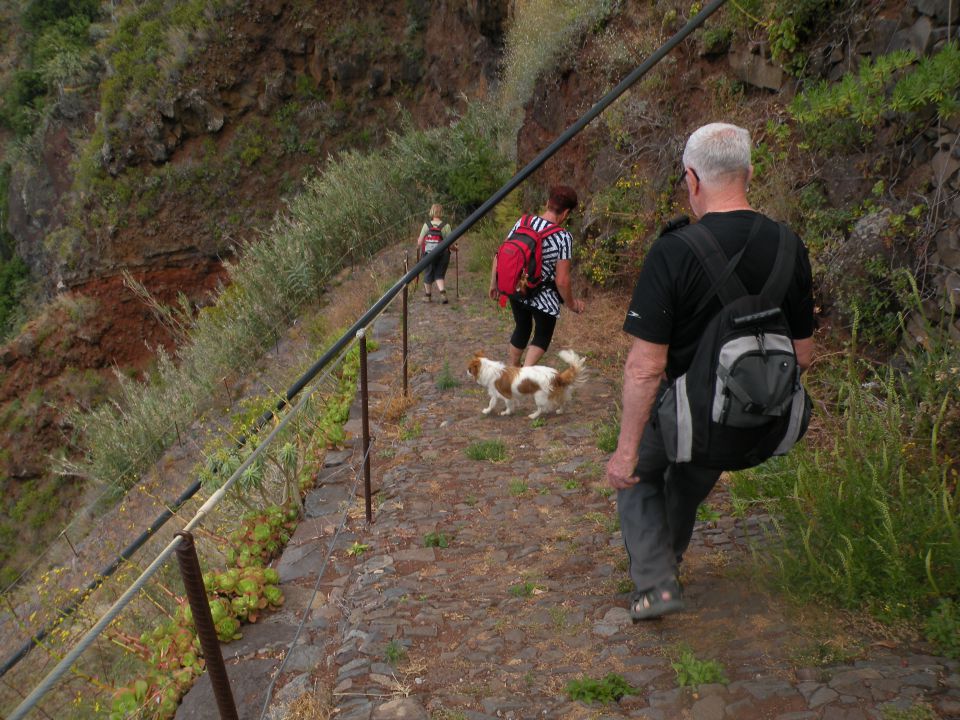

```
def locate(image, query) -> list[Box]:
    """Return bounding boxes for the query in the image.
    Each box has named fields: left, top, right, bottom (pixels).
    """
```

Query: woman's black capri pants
left=509, top=297, right=557, bottom=352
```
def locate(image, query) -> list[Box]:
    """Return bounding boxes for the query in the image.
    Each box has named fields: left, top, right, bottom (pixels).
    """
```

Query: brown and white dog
left=466, top=350, right=587, bottom=419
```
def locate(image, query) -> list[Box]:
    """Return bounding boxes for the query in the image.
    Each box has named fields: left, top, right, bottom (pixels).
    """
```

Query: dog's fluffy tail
left=556, top=349, right=588, bottom=387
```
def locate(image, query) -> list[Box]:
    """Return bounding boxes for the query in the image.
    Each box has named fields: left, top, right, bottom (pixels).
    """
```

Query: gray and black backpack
left=656, top=218, right=812, bottom=471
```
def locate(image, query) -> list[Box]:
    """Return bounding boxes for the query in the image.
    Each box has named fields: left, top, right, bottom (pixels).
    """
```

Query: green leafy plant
left=347, top=542, right=371, bottom=557
left=924, top=599, right=960, bottom=659
left=465, top=440, right=507, bottom=462
left=562, top=479, right=581, bottom=490
left=508, top=581, right=539, bottom=598
left=423, top=531, right=449, bottom=548
left=399, top=419, right=423, bottom=441
left=672, top=648, right=728, bottom=687
left=766, top=0, right=841, bottom=75
left=696, top=504, right=721, bottom=522
left=531, top=416, right=547, bottom=428
left=224, top=505, right=298, bottom=569
left=566, top=673, right=637, bottom=703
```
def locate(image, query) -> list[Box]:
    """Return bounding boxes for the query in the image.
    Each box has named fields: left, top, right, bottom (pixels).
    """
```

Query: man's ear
left=747, top=164, right=754, bottom=186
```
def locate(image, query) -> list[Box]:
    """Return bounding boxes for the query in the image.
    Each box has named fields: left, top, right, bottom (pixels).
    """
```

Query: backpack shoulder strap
left=760, top=223, right=797, bottom=305
left=677, top=220, right=752, bottom=312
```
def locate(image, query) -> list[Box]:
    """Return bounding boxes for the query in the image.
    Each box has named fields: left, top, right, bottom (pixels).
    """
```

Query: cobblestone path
left=177, top=249, right=960, bottom=720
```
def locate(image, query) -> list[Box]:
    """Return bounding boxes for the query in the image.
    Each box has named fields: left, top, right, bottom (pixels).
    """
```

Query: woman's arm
left=554, top=259, right=584, bottom=313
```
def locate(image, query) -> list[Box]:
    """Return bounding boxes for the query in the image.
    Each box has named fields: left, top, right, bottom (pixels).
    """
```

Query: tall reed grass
left=731, top=321, right=960, bottom=633
left=64, top=103, right=509, bottom=493
left=500, top=0, right=618, bottom=121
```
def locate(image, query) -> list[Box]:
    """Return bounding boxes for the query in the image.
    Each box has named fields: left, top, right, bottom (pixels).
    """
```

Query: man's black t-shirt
left=623, top=210, right=814, bottom=380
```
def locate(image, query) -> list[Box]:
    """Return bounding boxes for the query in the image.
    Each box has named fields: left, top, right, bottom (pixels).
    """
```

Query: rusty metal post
left=358, top=330, right=372, bottom=523
left=175, top=532, right=239, bottom=720
left=402, top=282, right=409, bottom=397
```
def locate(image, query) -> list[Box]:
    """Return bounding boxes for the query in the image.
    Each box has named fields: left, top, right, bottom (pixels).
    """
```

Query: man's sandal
left=630, top=579, right=684, bottom=622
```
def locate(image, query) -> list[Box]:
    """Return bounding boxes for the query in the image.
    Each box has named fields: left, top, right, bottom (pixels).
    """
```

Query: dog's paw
left=499, top=409, right=512, bottom=416
left=555, top=408, right=564, bottom=415
left=482, top=408, right=492, bottom=415
left=527, top=411, right=542, bottom=420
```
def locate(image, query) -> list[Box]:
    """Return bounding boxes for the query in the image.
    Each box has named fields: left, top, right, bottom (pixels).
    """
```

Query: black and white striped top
left=510, top=214, right=573, bottom=318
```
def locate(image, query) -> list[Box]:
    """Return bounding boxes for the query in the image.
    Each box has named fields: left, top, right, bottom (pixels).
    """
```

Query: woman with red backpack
left=488, top=185, right=585, bottom=366
left=416, top=204, right=455, bottom=304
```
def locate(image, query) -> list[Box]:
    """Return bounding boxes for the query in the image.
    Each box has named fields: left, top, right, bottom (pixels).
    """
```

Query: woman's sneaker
left=440, top=290, right=448, bottom=304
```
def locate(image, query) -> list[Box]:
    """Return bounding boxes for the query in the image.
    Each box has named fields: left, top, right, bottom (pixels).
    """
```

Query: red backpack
left=422, top=220, right=444, bottom=252
left=494, top=215, right=564, bottom=304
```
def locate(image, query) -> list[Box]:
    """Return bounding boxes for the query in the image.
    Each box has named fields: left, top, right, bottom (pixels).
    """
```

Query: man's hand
left=488, top=287, right=499, bottom=301
left=570, top=298, right=585, bottom=314
left=606, top=449, right=639, bottom=490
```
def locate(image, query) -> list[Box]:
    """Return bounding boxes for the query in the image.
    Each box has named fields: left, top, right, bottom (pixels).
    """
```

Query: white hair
left=681, top=123, right=752, bottom=185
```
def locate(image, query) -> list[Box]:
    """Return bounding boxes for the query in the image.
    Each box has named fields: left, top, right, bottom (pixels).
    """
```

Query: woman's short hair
left=429, top=204, right=443, bottom=218
left=546, top=185, right=578, bottom=213
left=682, top=123, right=751, bottom=185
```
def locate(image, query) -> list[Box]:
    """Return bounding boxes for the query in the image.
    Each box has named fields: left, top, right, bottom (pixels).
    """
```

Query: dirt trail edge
left=176, top=248, right=960, bottom=720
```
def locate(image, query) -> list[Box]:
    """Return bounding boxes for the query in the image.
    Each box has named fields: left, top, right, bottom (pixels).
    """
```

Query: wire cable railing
left=0, top=214, right=424, bottom=679
left=6, top=333, right=360, bottom=720
left=0, top=210, right=424, bottom=605
left=4, top=1, right=728, bottom=713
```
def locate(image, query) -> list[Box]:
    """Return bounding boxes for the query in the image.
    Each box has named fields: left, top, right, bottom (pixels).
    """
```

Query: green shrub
left=790, top=50, right=915, bottom=148
left=924, top=599, right=960, bottom=659
left=730, top=340, right=960, bottom=623
left=0, top=70, right=46, bottom=136
left=766, top=0, right=841, bottom=74
left=22, top=0, right=98, bottom=33
left=791, top=44, right=960, bottom=151
left=0, top=255, right=28, bottom=341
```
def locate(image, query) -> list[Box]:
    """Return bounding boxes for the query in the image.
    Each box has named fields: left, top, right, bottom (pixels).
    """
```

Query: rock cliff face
left=6, top=0, right=509, bottom=293
left=0, top=0, right=509, bottom=490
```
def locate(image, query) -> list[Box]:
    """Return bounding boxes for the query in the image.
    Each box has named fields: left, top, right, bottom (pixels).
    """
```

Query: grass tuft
left=465, top=440, right=507, bottom=462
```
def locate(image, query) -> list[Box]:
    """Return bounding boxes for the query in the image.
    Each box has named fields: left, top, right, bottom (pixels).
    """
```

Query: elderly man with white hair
left=606, top=122, right=815, bottom=620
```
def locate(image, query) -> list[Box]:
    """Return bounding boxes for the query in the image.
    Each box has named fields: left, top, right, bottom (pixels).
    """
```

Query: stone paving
left=177, top=264, right=960, bottom=720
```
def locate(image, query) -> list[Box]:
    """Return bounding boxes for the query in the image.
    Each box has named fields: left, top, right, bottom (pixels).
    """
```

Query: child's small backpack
left=655, top=218, right=812, bottom=470
left=494, top=215, right=564, bottom=303
left=423, top=221, right=444, bottom=253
